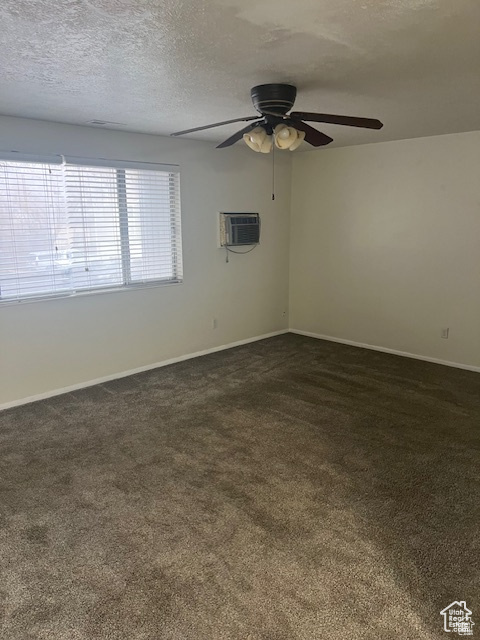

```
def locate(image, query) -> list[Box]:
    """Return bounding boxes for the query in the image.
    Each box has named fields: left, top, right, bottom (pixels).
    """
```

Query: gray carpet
left=0, top=334, right=478, bottom=639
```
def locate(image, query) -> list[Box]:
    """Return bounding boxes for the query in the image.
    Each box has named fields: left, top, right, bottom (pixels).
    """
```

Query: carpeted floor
left=0, top=334, right=478, bottom=639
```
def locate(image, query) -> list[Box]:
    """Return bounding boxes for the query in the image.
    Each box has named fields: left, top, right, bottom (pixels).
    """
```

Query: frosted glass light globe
left=243, top=127, right=272, bottom=153
left=274, top=124, right=299, bottom=149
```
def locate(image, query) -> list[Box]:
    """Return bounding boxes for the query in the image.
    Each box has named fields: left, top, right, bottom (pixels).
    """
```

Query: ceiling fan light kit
left=171, top=83, right=383, bottom=151
left=243, top=124, right=306, bottom=153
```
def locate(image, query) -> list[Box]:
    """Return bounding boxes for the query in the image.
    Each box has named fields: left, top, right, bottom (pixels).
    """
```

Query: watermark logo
left=440, top=601, right=475, bottom=636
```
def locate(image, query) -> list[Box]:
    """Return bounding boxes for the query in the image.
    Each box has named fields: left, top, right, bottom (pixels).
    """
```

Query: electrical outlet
left=282, top=310, right=287, bottom=317
left=441, top=328, right=449, bottom=339
left=212, top=318, right=218, bottom=330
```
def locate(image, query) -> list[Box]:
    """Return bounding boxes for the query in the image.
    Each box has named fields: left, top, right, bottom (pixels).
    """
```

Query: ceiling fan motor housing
left=251, top=84, right=297, bottom=115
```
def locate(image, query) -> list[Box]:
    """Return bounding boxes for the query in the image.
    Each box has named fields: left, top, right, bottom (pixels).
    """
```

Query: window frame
left=0, top=154, right=183, bottom=305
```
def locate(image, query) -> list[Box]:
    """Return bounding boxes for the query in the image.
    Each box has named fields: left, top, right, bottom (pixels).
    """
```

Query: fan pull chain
left=272, top=142, right=275, bottom=201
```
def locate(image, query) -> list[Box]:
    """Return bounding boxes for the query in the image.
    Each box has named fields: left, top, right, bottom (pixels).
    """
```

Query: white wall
left=0, top=116, right=291, bottom=406
left=290, top=131, right=480, bottom=369
left=4, top=120, right=480, bottom=407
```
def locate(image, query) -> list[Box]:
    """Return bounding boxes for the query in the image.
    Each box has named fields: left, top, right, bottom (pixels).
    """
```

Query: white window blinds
left=0, top=157, right=182, bottom=302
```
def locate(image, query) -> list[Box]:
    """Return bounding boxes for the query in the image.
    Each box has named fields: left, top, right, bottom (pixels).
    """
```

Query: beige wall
left=0, top=117, right=291, bottom=406
left=290, top=131, right=480, bottom=369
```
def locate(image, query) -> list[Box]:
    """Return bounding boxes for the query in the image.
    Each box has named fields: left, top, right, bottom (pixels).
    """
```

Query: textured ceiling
left=0, top=0, right=479, bottom=148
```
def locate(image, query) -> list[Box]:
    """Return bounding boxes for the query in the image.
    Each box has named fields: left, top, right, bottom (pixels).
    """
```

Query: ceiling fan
left=171, top=83, right=383, bottom=152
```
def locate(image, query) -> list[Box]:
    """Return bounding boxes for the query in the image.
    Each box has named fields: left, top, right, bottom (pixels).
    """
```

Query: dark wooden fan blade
left=171, top=116, right=259, bottom=137
left=286, top=120, right=333, bottom=147
left=290, top=112, right=383, bottom=130
left=216, top=122, right=261, bottom=149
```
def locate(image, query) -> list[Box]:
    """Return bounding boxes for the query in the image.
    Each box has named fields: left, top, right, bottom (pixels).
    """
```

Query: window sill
left=0, top=279, right=183, bottom=307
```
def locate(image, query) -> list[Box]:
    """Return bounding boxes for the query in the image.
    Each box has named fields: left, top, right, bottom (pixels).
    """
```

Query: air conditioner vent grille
left=220, top=213, right=260, bottom=247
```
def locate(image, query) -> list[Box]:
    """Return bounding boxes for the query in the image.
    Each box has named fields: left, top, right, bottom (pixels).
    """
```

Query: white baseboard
left=0, top=329, right=288, bottom=411
left=5, top=328, right=477, bottom=411
left=289, top=329, right=480, bottom=373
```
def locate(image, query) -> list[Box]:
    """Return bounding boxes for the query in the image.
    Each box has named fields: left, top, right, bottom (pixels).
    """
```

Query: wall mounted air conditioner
left=219, top=213, right=260, bottom=247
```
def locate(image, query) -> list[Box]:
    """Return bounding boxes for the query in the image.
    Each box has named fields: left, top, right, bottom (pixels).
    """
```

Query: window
left=0, top=155, right=182, bottom=302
